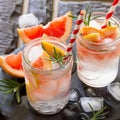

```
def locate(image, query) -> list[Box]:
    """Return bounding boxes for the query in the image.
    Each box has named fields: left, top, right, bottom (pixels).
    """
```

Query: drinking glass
left=22, top=37, right=73, bottom=114
left=76, top=12, right=120, bottom=87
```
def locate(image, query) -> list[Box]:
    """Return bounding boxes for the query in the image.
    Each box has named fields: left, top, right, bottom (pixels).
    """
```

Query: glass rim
left=22, top=37, right=73, bottom=74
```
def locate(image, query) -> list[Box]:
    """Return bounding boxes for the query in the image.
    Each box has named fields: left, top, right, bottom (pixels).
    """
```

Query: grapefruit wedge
left=30, top=49, right=52, bottom=70
left=17, top=11, right=72, bottom=43
left=41, top=40, right=65, bottom=57
left=0, top=51, right=24, bottom=78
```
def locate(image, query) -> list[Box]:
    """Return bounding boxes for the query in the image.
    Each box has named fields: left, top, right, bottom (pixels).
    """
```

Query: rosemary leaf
left=91, top=16, right=101, bottom=21
left=68, top=15, right=77, bottom=19
left=53, top=46, right=58, bottom=57
left=87, top=12, right=92, bottom=26
left=83, top=21, right=88, bottom=26
left=42, top=43, right=67, bottom=68
left=3, top=89, right=14, bottom=94
left=0, top=79, right=20, bottom=86
left=88, top=103, right=95, bottom=115
left=85, top=4, right=90, bottom=20
left=98, top=111, right=109, bottom=117
left=90, top=106, right=108, bottom=120
left=83, top=3, right=102, bottom=26
left=0, top=88, right=10, bottom=92
left=0, top=79, right=15, bottom=86
left=41, top=43, right=47, bottom=52
left=0, top=79, right=25, bottom=104
left=16, top=88, right=20, bottom=104
left=0, top=84, right=14, bottom=88
left=108, top=21, right=111, bottom=26
left=2, top=94, right=9, bottom=104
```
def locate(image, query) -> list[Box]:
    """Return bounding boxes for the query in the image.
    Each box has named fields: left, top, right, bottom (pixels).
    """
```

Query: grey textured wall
left=0, top=0, right=23, bottom=54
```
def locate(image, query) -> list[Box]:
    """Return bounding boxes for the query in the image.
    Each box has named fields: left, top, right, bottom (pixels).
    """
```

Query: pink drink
left=76, top=12, right=120, bottom=87
left=22, top=37, right=73, bottom=114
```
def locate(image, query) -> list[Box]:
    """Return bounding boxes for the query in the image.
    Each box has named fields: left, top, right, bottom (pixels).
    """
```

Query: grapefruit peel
left=0, top=52, right=24, bottom=78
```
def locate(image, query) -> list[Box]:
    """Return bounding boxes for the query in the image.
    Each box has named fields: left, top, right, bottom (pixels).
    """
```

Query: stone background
left=0, top=0, right=23, bottom=55
left=0, top=0, right=119, bottom=55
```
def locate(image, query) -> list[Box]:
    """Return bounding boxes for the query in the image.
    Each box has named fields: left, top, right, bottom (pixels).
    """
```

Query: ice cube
left=89, top=20, right=101, bottom=29
left=28, top=46, right=43, bottom=62
left=80, top=97, right=104, bottom=112
left=69, top=89, right=80, bottom=102
left=107, top=82, right=120, bottom=101
left=18, top=13, right=38, bottom=28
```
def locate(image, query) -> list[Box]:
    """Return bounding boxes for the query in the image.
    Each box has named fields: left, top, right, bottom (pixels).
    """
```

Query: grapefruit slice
left=31, top=50, right=52, bottom=70
left=101, top=26, right=117, bottom=39
left=0, top=51, right=24, bottom=78
left=17, top=11, right=72, bottom=43
left=41, top=40, right=65, bottom=57
left=80, top=26, right=101, bottom=36
left=83, top=33, right=101, bottom=42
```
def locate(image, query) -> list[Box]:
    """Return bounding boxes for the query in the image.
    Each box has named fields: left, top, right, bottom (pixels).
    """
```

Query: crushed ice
left=18, top=13, right=38, bottom=28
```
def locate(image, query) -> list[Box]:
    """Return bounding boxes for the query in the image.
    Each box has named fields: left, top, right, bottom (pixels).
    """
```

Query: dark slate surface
left=28, top=0, right=53, bottom=25
left=0, top=0, right=23, bottom=55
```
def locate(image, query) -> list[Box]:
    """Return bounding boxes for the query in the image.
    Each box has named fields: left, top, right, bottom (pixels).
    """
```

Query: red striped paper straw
left=66, top=10, right=86, bottom=56
left=101, top=0, right=119, bottom=29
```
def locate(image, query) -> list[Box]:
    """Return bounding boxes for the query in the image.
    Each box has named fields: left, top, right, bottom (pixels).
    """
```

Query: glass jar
left=22, top=37, right=73, bottom=114
left=76, top=12, right=120, bottom=87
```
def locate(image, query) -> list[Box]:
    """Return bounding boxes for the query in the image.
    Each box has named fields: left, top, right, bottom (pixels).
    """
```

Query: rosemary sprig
left=51, top=46, right=65, bottom=68
left=0, top=78, right=25, bottom=104
left=69, top=4, right=101, bottom=26
left=42, top=43, right=71, bottom=68
left=90, top=106, right=109, bottom=120
left=80, top=103, right=109, bottom=120
left=83, top=4, right=98, bottom=26
left=83, top=4, right=91, bottom=26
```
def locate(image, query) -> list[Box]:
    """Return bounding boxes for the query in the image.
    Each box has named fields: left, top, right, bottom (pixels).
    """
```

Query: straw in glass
left=66, top=10, right=86, bottom=57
